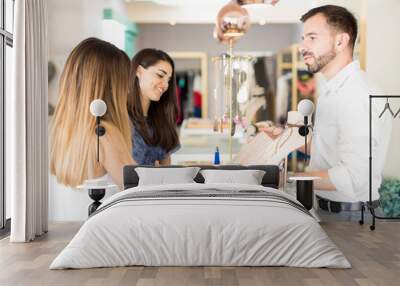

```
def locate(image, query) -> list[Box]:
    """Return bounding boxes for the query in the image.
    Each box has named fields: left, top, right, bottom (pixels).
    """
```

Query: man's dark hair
left=300, top=5, right=358, bottom=50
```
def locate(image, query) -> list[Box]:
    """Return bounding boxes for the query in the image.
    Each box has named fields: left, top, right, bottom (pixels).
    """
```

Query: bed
left=50, top=165, right=350, bottom=269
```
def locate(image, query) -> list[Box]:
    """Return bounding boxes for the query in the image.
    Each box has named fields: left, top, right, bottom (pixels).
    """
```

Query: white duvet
left=50, top=183, right=350, bottom=269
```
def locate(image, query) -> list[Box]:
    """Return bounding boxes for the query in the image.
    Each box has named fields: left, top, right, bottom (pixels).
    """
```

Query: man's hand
left=255, top=121, right=284, bottom=139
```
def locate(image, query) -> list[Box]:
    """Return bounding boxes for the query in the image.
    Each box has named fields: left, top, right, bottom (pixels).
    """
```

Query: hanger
left=378, top=98, right=395, bottom=118
left=394, top=106, right=400, bottom=118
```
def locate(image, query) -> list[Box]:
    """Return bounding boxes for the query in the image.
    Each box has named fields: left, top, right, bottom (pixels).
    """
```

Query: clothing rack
left=360, top=95, right=400, bottom=230
left=276, top=44, right=306, bottom=112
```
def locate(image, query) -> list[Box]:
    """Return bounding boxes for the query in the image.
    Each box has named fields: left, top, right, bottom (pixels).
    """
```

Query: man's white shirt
left=310, top=61, right=392, bottom=202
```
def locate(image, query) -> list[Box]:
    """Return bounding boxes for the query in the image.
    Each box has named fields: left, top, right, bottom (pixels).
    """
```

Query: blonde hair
left=50, top=38, right=132, bottom=187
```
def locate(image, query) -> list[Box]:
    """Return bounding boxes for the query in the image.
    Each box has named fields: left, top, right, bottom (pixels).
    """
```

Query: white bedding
left=50, top=183, right=350, bottom=269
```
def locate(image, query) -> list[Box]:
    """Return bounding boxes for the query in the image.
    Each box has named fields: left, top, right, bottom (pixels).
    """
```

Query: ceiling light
left=215, top=1, right=251, bottom=43
left=235, top=0, right=277, bottom=5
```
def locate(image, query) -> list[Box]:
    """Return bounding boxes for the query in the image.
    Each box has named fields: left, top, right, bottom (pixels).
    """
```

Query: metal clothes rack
left=359, top=95, right=400, bottom=230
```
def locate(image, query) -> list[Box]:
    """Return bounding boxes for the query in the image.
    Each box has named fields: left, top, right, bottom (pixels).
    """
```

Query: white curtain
left=9, top=0, right=48, bottom=242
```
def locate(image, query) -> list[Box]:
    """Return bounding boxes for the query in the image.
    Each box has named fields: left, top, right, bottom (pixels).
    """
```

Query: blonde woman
left=50, top=38, right=136, bottom=189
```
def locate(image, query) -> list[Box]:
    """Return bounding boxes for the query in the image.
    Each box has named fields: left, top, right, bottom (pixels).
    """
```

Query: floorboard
left=0, top=220, right=399, bottom=286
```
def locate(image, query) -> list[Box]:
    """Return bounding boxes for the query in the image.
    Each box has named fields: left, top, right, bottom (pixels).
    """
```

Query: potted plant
left=379, top=178, right=400, bottom=217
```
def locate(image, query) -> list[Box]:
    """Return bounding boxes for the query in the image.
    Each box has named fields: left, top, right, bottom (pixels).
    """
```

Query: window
left=5, top=0, right=13, bottom=33
left=1, top=0, right=14, bottom=234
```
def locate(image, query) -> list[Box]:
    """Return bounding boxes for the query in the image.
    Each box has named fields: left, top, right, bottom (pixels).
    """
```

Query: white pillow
left=200, top=169, right=266, bottom=185
left=136, top=167, right=200, bottom=186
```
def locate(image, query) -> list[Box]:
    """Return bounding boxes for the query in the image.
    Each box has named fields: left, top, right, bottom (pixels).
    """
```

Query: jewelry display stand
left=212, top=2, right=252, bottom=162
left=212, top=52, right=254, bottom=161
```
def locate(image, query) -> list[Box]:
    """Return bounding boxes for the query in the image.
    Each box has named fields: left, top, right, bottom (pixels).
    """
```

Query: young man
left=296, top=5, right=392, bottom=202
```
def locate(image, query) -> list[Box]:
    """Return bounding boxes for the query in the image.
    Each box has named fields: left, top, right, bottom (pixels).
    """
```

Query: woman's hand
left=159, top=155, right=172, bottom=166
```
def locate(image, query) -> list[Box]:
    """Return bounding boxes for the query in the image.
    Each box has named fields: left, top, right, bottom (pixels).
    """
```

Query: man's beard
left=305, top=50, right=336, bottom=73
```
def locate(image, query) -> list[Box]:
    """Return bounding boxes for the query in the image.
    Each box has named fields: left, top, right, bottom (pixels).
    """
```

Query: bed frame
left=123, top=165, right=280, bottom=190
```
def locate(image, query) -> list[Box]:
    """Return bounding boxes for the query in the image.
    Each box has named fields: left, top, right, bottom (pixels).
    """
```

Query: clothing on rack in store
left=274, top=70, right=315, bottom=125
left=176, top=70, right=202, bottom=124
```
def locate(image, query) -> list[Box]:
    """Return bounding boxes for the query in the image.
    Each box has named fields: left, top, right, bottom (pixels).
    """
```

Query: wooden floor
left=0, top=221, right=399, bottom=286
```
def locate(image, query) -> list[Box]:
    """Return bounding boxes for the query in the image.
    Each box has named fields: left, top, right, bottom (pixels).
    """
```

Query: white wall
left=318, top=0, right=363, bottom=18
left=126, top=0, right=319, bottom=24
left=47, top=0, right=129, bottom=107
left=366, top=0, right=400, bottom=179
left=48, top=176, right=119, bottom=221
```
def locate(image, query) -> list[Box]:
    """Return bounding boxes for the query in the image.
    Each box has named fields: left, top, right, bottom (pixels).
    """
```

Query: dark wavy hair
left=128, top=48, right=179, bottom=152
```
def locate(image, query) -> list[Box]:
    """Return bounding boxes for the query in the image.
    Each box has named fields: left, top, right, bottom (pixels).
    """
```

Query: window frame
left=0, top=0, right=14, bottom=234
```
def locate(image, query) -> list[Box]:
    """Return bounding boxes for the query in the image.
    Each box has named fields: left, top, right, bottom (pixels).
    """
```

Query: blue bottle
left=214, top=146, right=220, bottom=165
